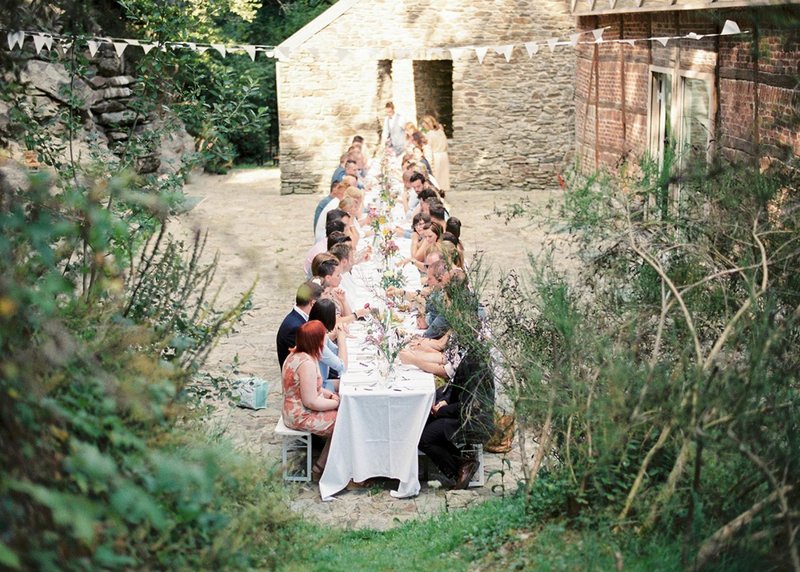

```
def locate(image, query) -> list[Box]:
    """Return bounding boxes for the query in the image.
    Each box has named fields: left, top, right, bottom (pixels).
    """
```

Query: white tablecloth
left=319, top=232, right=435, bottom=500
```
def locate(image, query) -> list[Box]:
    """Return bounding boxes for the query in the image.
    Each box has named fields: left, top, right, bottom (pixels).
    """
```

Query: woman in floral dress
left=282, top=320, right=339, bottom=478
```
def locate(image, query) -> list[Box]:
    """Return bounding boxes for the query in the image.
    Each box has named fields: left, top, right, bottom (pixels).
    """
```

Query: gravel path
left=174, top=167, right=561, bottom=530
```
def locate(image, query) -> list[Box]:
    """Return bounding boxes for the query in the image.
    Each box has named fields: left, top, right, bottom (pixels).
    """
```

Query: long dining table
left=318, top=230, right=436, bottom=500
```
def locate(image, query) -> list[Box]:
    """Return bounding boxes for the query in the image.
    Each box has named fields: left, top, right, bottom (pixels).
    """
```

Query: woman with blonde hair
left=420, top=114, right=450, bottom=196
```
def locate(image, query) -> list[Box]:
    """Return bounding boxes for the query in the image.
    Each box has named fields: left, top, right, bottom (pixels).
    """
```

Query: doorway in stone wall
left=413, top=60, right=453, bottom=138
left=376, top=59, right=453, bottom=138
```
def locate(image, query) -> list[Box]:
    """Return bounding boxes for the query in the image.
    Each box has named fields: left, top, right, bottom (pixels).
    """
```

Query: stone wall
left=277, top=0, right=576, bottom=195
left=574, top=7, right=800, bottom=173
left=0, top=45, right=194, bottom=181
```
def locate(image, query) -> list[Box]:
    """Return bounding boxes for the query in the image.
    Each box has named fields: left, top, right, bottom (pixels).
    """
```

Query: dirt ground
left=173, top=167, right=563, bottom=530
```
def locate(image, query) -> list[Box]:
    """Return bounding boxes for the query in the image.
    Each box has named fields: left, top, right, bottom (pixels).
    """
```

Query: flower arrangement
left=378, top=238, right=399, bottom=259
left=364, top=308, right=409, bottom=383
left=379, top=268, right=405, bottom=290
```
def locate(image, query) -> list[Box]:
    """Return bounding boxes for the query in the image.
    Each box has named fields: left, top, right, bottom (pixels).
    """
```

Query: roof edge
left=277, top=0, right=359, bottom=51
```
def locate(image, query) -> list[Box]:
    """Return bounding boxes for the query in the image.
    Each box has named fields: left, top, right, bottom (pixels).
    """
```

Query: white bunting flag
left=265, top=50, right=275, bottom=58
left=592, top=28, right=605, bottom=43
left=617, top=39, right=635, bottom=47
left=87, top=40, right=100, bottom=57
left=212, top=44, right=226, bottom=57
left=685, top=32, right=704, bottom=40
left=449, top=47, right=467, bottom=60
left=244, top=45, right=256, bottom=61
left=113, top=42, right=127, bottom=57
left=721, top=20, right=741, bottom=36
left=60, top=40, right=73, bottom=53
left=475, top=46, right=489, bottom=64
left=494, top=44, right=514, bottom=62
left=524, top=41, right=539, bottom=57
left=43, top=35, right=53, bottom=51
left=7, top=31, right=17, bottom=50
left=187, top=42, right=196, bottom=51
left=653, top=37, right=669, bottom=47
left=33, top=34, right=47, bottom=54
left=569, top=33, right=581, bottom=47
left=196, top=45, right=209, bottom=54
left=141, top=43, right=156, bottom=54
left=547, top=38, right=558, bottom=53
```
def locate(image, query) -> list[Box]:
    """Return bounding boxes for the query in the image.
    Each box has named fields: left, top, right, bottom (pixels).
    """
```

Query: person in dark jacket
left=276, top=281, right=323, bottom=369
left=417, top=351, right=495, bottom=489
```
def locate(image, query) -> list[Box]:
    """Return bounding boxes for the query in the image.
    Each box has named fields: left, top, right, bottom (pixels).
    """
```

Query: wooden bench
left=275, top=415, right=312, bottom=482
left=418, top=443, right=485, bottom=488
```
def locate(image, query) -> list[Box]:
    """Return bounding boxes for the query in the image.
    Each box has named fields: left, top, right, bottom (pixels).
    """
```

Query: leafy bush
left=491, top=156, right=800, bottom=568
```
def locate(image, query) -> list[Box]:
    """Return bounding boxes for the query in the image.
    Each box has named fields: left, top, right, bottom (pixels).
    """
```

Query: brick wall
left=277, top=0, right=576, bottom=195
left=574, top=7, right=800, bottom=174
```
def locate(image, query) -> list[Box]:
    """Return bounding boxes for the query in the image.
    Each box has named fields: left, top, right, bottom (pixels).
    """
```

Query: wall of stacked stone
left=574, top=7, right=800, bottom=176
left=277, top=0, right=576, bottom=195
left=0, top=45, right=193, bottom=179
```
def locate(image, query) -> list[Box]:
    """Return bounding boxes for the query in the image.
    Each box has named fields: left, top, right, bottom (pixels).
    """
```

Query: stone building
left=276, top=0, right=576, bottom=195
left=571, top=0, right=800, bottom=175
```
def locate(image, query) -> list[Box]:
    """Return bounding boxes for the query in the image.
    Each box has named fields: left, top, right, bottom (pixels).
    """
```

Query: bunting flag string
left=2, top=20, right=747, bottom=63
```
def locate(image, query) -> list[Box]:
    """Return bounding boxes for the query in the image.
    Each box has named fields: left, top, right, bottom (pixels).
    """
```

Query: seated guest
left=428, top=200, right=448, bottom=228
left=441, top=234, right=464, bottom=269
left=315, top=206, right=351, bottom=244
left=282, top=320, right=340, bottom=479
left=276, top=281, right=324, bottom=369
left=308, top=298, right=347, bottom=392
left=304, top=219, right=348, bottom=277
left=445, top=217, right=464, bottom=258
left=407, top=172, right=427, bottom=213
left=337, top=197, right=360, bottom=251
left=314, top=182, right=347, bottom=239
left=400, top=221, right=442, bottom=268
left=329, top=241, right=359, bottom=309
left=415, top=351, right=494, bottom=489
left=330, top=153, right=348, bottom=185
left=312, top=254, right=369, bottom=323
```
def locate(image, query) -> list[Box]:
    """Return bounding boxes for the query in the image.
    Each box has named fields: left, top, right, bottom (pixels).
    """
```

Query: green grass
left=278, top=494, right=685, bottom=572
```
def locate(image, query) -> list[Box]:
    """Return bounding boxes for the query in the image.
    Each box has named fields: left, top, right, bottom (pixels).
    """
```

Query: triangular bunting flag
left=265, top=50, right=275, bottom=58
left=244, top=45, right=256, bottom=61
left=113, top=42, right=127, bottom=57
left=569, top=33, right=581, bottom=47
left=592, top=28, right=605, bottom=43
left=43, top=35, right=53, bottom=51
left=547, top=38, right=558, bottom=53
left=7, top=31, right=18, bottom=50
left=449, top=47, right=466, bottom=60
left=141, top=43, right=155, bottom=54
left=211, top=44, right=226, bottom=57
left=87, top=40, right=100, bottom=57
left=721, top=20, right=741, bottom=36
left=60, top=40, right=73, bottom=52
left=618, top=39, right=635, bottom=47
left=653, top=37, right=669, bottom=47
left=524, top=41, right=539, bottom=57
left=475, top=46, right=489, bottom=64
left=197, top=45, right=209, bottom=54
left=686, top=32, right=703, bottom=40
left=33, top=34, right=47, bottom=54
left=494, top=44, right=514, bottom=61
left=187, top=42, right=196, bottom=51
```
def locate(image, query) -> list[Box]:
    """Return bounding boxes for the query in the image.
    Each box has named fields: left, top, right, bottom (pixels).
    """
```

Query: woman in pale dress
left=421, top=115, right=450, bottom=196
left=281, top=320, right=340, bottom=479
